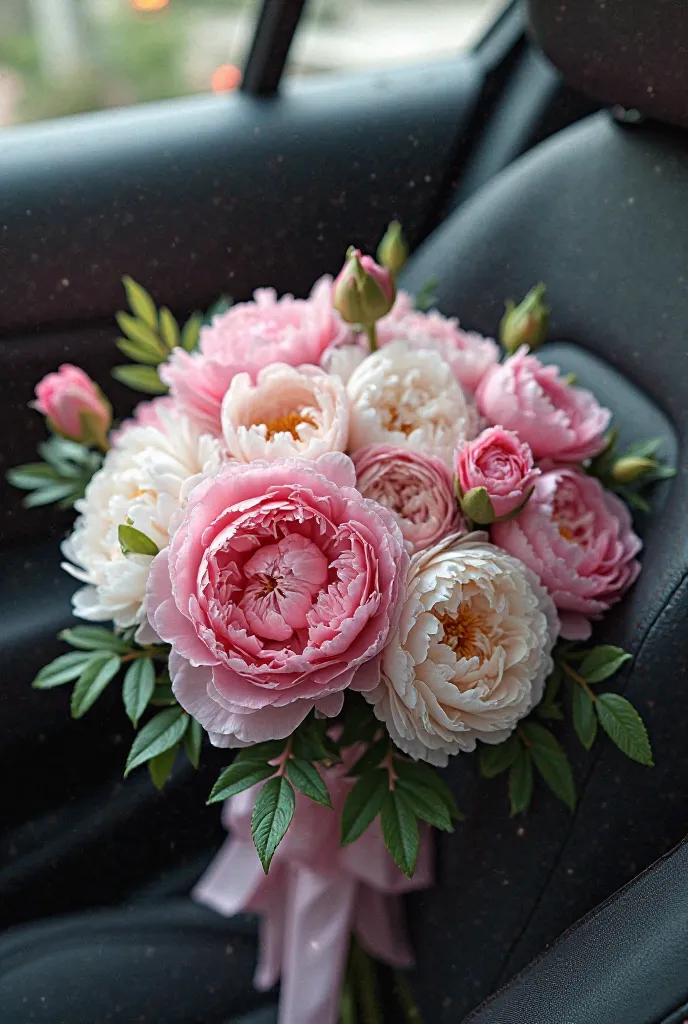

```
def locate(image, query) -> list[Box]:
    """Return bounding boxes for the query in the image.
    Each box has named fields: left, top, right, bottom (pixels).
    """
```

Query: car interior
left=1, top=0, right=688, bottom=1021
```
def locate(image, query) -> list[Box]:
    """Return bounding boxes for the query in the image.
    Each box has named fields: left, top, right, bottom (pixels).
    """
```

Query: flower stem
left=364, top=324, right=378, bottom=353
left=394, top=970, right=424, bottom=1023
left=340, top=972, right=358, bottom=1024
left=558, top=659, right=598, bottom=702
left=350, top=939, right=383, bottom=1024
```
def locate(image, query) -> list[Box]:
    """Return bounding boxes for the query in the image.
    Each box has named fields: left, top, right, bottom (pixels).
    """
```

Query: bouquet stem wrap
left=194, top=764, right=433, bottom=1024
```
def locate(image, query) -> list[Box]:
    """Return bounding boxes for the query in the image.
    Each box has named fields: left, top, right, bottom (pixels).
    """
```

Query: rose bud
left=611, top=455, right=657, bottom=484
left=333, top=247, right=396, bottom=330
left=500, top=283, right=549, bottom=354
left=455, top=426, right=539, bottom=524
left=32, top=364, right=112, bottom=449
left=377, top=220, right=408, bottom=276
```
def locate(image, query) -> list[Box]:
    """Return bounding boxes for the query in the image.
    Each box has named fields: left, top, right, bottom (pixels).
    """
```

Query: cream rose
left=366, top=534, right=559, bottom=765
left=346, top=341, right=478, bottom=467
left=221, top=362, right=348, bottom=463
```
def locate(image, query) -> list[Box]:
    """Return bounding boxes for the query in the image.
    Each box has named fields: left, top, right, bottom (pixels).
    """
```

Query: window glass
left=0, top=0, right=507, bottom=129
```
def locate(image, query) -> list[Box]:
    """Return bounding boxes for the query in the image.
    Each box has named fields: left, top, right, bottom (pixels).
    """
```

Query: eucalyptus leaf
left=124, top=707, right=189, bottom=776
left=71, top=653, right=121, bottom=718
left=122, top=275, right=158, bottom=329
left=251, top=776, right=295, bottom=872
left=595, top=693, right=654, bottom=765
left=122, top=657, right=156, bottom=726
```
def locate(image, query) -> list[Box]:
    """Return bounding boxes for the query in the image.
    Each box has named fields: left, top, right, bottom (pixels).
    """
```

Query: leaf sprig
left=7, top=436, right=102, bottom=509
left=588, top=431, right=676, bottom=513
left=34, top=625, right=200, bottom=789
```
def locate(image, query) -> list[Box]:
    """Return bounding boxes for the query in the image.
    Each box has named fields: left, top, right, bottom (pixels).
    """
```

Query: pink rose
left=455, top=426, right=539, bottom=522
left=160, top=276, right=353, bottom=435
left=146, top=452, right=408, bottom=746
left=353, top=444, right=464, bottom=554
left=32, top=364, right=111, bottom=445
left=492, top=466, right=642, bottom=640
left=476, top=346, right=611, bottom=462
left=376, top=291, right=500, bottom=395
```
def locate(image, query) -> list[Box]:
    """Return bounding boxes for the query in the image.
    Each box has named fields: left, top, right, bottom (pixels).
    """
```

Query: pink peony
left=476, top=346, right=611, bottom=462
left=32, top=364, right=111, bottom=445
left=492, top=466, right=642, bottom=640
left=160, top=276, right=353, bottom=435
left=455, top=426, right=539, bottom=521
left=354, top=444, right=464, bottom=554
left=376, top=291, right=500, bottom=395
left=146, top=452, right=408, bottom=746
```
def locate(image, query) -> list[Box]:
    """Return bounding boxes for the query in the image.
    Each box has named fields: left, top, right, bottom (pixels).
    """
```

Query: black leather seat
left=2, top=1, right=688, bottom=1021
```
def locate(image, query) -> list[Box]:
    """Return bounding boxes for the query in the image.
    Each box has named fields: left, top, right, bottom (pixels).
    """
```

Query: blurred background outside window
left=0, top=0, right=506, bottom=129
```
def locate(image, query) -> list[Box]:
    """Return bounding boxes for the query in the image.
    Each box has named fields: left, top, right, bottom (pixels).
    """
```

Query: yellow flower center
left=259, top=409, right=316, bottom=440
left=435, top=605, right=489, bottom=669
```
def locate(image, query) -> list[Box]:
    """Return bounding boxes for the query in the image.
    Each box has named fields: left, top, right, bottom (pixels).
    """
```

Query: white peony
left=62, top=405, right=224, bottom=639
left=221, top=362, right=348, bottom=462
left=320, top=340, right=368, bottom=384
left=366, top=533, right=559, bottom=765
left=346, top=341, right=478, bottom=467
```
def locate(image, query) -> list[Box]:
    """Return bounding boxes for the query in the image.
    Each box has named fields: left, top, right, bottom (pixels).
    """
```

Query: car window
left=0, top=0, right=508, bottom=129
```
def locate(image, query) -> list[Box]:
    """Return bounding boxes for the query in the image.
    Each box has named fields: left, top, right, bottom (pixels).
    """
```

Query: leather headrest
left=527, top=0, right=688, bottom=129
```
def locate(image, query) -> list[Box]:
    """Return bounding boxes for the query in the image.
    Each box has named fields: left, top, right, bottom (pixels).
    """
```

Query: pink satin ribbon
left=193, top=761, right=433, bottom=1024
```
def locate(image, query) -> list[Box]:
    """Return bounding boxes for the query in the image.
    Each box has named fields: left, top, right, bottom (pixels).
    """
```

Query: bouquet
left=9, top=223, right=673, bottom=1023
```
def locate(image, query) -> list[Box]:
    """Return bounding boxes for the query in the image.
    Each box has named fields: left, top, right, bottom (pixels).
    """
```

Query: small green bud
left=377, top=220, right=408, bottom=276
left=611, top=455, right=658, bottom=484
left=500, top=283, right=550, bottom=354
left=333, top=247, right=396, bottom=329
left=460, top=486, right=495, bottom=525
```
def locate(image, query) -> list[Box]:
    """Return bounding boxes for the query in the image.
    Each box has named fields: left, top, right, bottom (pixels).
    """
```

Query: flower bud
left=32, top=364, right=112, bottom=448
left=377, top=220, right=408, bottom=276
left=460, top=486, right=496, bottom=525
left=333, top=247, right=396, bottom=328
left=611, top=455, right=657, bottom=484
left=500, top=283, right=549, bottom=354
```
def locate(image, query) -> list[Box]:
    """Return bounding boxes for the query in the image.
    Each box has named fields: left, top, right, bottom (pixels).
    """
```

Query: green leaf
left=159, top=307, right=180, bottom=349
left=286, top=758, right=333, bottom=808
left=184, top=718, right=203, bottom=769
left=70, top=653, right=121, bottom=718
left=122, top=657, right=156, bottom=726
left=380, top=790, right=420, bottom=878
left=347, top=736, right=388, bottom=776
left=478, top=735, right=520, bottom=778
left=526, top=730, right=577, bottom=811
left=204, top=295, right=233, bottom=323
left=32, top=651, right=97, bottom=689
left=537, top=703, right=564, bottom=721
left=395, top=778, right=454, bottom=832
left=616, top=486, right=651, bottom=513
left=251, top=775, right=296, bottom=872
left=540, top=663, right=562, bottom=705
left=23, top=482, right=77, bottom=507
left=124, top=707, right=189, bottom=776
left=116, top=336, right=165, bottom=366
left=579, top=646, right=632, bottom=684
left=116, top=311, right=164, bottom=352
left=235, top=738, right=287, bottom=764
left=149, top=744, right=178, bottom=790
left=509, top=747, right=533, bottom=816
left=118, top=523, right=159, bottom=557
left=207, top=759, right=276, bottom=804
left=624, top=437, right=663, bottom=459
left=414, top=277, right=439, bottom=312
left=595, top=693, right=654, bottom=765
left=290, top=718, right=341, bottom=764
left=572, top=685, right=598, bottom=750
left=338, top=695, right=379, bottom=747
left=393, top=758, right=463, bottom=819
left=181, top=311, right=202, bottom=351
left=6, top=463, right=61, bottom=489
left=111, top=364, right=169, bottom=395
left=123, top=275, right=158, bottom=329
left=150, top=682, right=178, bottom=706
left=59, top=626, right=130, bottom=654
left=340, top=770, right=389, bottom=846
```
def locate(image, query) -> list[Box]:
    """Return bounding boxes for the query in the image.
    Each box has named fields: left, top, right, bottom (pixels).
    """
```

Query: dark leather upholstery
left=463, top=838, right=688, bottom=1024
left=398, top=110, right=688, bottom=1019
left=527, top=0, right=688, bottom=129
